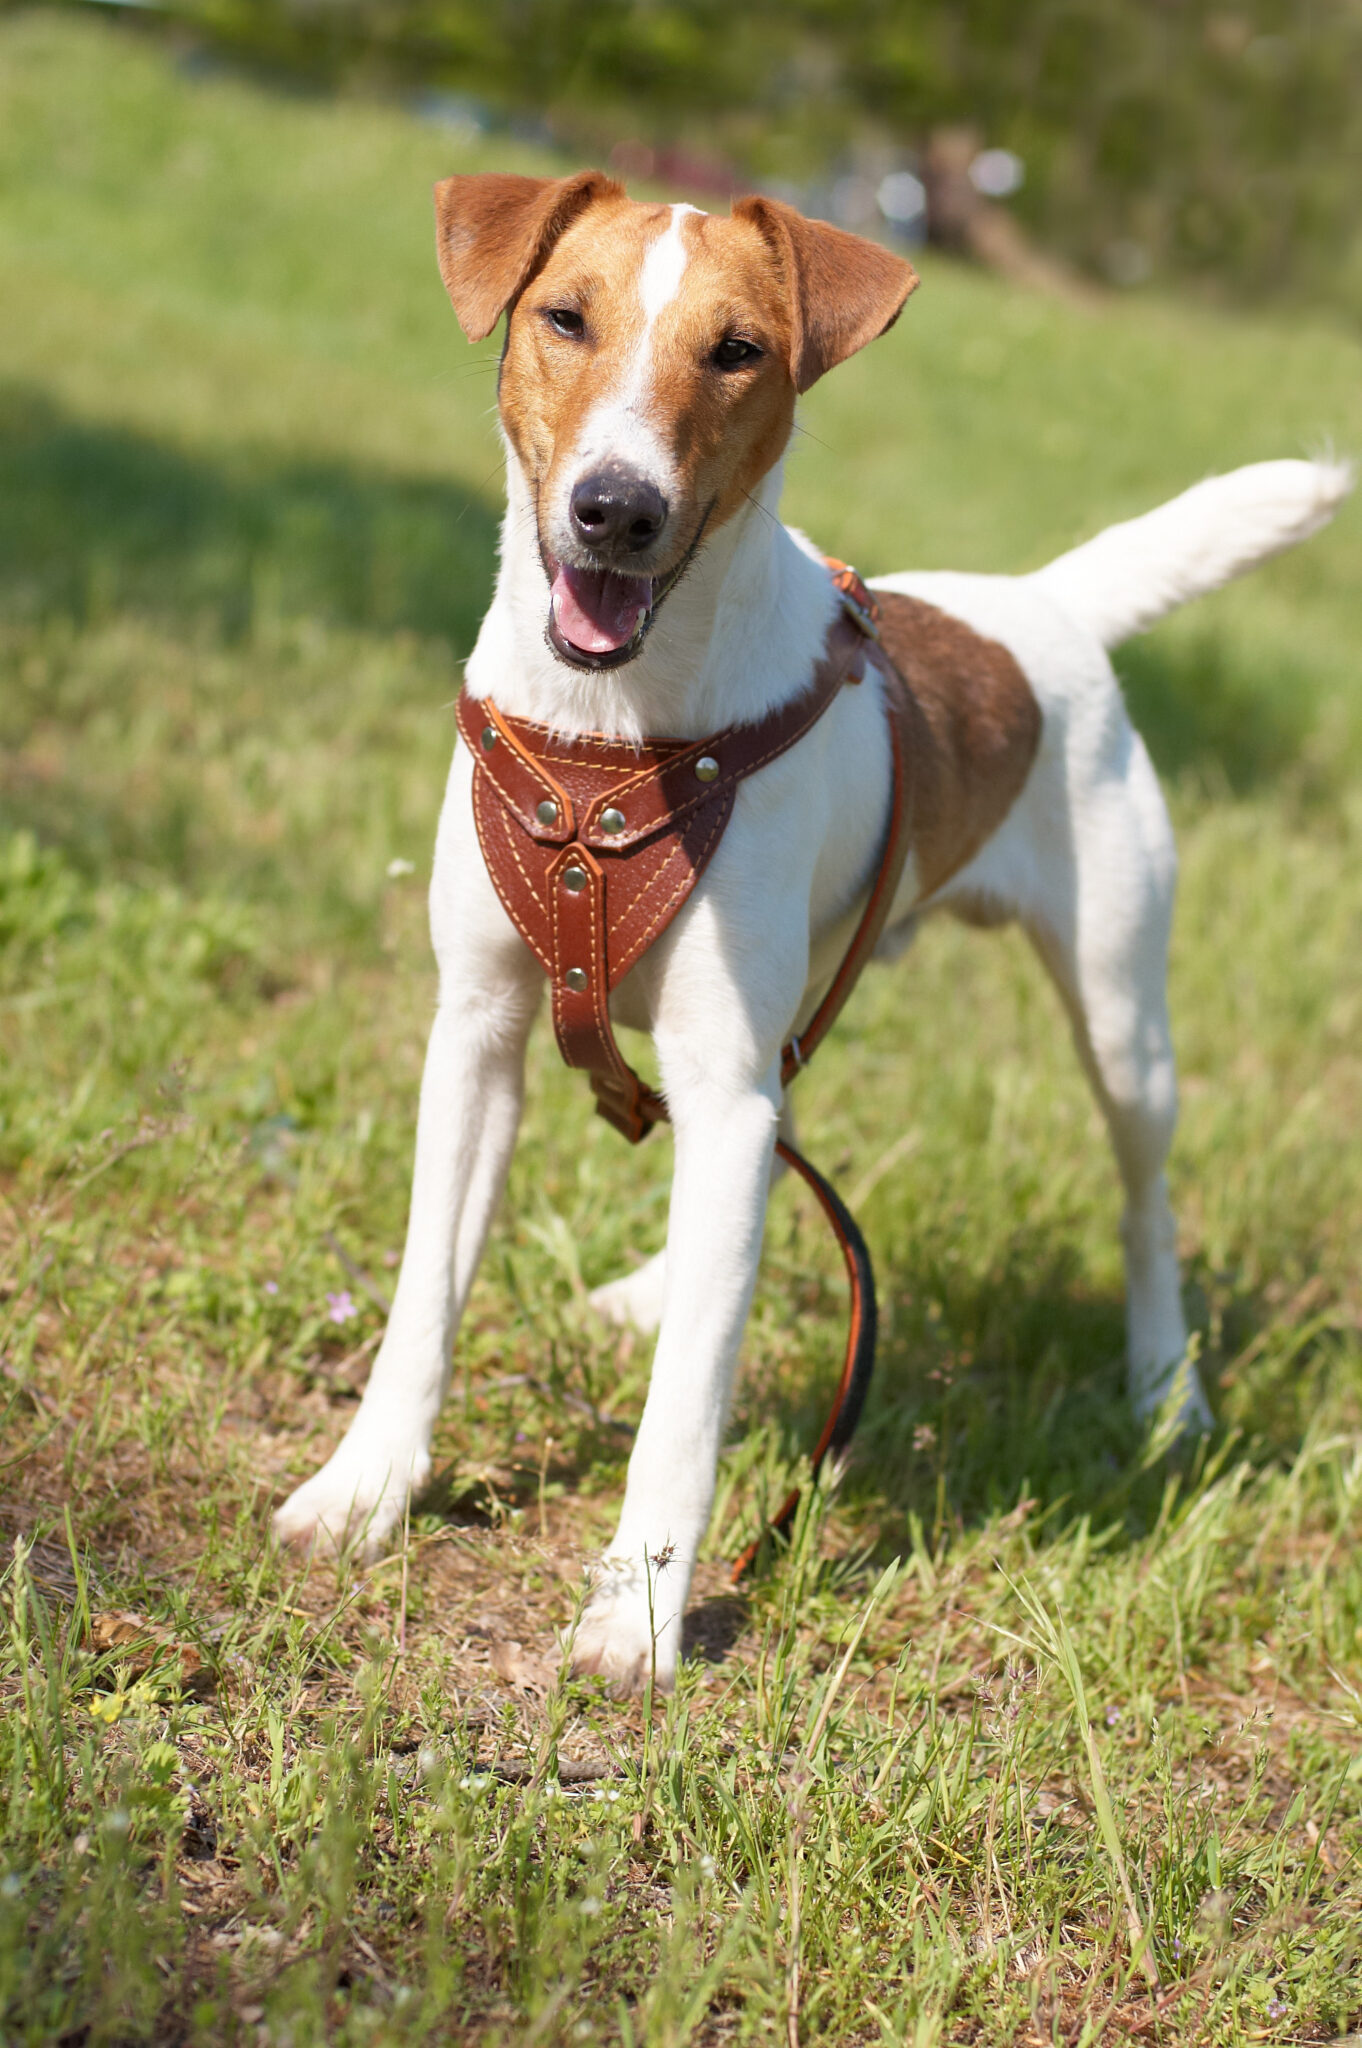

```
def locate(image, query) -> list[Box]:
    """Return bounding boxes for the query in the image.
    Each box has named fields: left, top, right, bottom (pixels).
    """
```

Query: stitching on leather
left=459, top=699, right=558, bottom=844
left=607, top=804, right=728, bottom=965
left=580, top=860, right=630, bottom=1082
left=491, top=705, right=574, bottom=836
left=476, top=780, right=546, bottom=962
left=588, top=645, right=855, bottom=843
left=492, top=789, right=550, bottom=933
left=544, top=847, right=629, bottom=1086
left=501, top=717, right=680, bottom=766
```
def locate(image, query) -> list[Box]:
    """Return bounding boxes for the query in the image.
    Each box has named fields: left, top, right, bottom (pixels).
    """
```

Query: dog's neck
left=462, top=450, right=839, bottom=743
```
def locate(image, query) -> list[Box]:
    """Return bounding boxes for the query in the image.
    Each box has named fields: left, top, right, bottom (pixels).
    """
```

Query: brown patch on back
left=876, top=592, right=1042, bottom=901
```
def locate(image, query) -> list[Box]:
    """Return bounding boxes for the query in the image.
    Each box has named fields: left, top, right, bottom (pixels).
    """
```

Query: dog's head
left=434, top=173, right=917, bottom=669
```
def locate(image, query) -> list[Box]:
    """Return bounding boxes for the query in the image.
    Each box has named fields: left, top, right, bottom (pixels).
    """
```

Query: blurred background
left=61, top=0, right=1362, bottom=316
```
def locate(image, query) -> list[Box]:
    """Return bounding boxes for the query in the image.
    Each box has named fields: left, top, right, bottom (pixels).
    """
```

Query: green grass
left=3, top=12, right=1362, bottom=2043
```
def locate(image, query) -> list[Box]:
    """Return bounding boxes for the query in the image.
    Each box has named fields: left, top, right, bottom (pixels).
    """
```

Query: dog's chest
left=459, top=708, right=741, bottom=993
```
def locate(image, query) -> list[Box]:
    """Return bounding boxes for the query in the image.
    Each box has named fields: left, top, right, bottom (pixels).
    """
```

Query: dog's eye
left=544, top=307, right=586, bottom=339
left=710, top=337, right=763, bottom=371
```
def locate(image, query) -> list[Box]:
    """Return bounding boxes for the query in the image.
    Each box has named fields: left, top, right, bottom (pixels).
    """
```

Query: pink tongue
left=551, top=564, right=653, bottom=653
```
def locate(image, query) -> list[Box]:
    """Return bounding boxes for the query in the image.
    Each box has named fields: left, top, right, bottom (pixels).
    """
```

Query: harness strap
left=781, top=669, right=912, bottom=1088
left=458, top=565, right=913, bottom=1576
left=459, top=608, right=874, bottom=1139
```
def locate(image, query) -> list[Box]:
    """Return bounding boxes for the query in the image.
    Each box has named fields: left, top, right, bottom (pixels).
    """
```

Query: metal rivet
left=563, top=865, right=588, bottom=893
left=564, top=966, right=588, bottom=993
left=600, top=807, right=626, bottom=835
left=695, top=755, right=720, bottom=783
left=536, top=799, right=559, bottom=826
left=480, top=725, right=497, bottom=751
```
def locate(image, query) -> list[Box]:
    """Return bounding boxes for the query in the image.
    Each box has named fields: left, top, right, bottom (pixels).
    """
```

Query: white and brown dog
left=275, top=172, right=1350, bottom=1690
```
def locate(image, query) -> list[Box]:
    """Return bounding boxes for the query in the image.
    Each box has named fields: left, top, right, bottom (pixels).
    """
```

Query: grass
left=3, top=10, right=1362, bottom=2042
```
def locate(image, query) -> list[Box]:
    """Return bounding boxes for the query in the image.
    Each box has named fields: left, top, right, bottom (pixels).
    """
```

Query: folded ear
left=733, top=195, right=918, bottom=394
left=433, top=170, right=625, bottom=343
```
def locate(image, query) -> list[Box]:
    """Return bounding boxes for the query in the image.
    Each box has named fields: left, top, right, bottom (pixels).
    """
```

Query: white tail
left=1032, top=458, right=1353, bottom=650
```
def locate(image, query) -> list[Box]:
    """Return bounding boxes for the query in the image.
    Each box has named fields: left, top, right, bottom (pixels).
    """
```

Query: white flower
left=386, top=858, right=416, bottom=879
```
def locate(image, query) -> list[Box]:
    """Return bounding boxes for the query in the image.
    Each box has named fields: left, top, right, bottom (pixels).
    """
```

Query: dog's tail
left=1031, top=457, right=1353, bottom=650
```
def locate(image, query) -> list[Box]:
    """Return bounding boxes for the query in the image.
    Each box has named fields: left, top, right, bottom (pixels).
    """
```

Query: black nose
left=569, top=467, right=668, bottom=556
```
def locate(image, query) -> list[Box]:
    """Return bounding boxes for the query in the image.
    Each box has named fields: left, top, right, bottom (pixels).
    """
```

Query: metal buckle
left=839, top=589, right=881, bottom=642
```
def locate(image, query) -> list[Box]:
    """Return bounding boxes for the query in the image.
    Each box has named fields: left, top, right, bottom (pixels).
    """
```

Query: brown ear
left=733, top=195, right=918, bottom=394
left=433, top=170, right=625, bottom=343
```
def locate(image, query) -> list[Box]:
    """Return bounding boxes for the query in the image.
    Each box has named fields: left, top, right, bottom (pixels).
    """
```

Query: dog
left=274, top=171, right=1350, bottom=1692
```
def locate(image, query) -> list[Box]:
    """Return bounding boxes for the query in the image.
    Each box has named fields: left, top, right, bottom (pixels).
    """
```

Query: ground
left=2, top=13, right=1362, bottom=2044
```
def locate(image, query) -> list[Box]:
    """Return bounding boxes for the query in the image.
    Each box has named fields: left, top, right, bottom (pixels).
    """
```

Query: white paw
left=1131, top=1351, right=1213, bottom=1436
left=585, top=1245, right=667, bottom=1343
left=588, top=1250, right=667, bottom=1335
left=568, top=1557, right=686, bottom=1695
left=273, top=1438, right=429, bottom=1561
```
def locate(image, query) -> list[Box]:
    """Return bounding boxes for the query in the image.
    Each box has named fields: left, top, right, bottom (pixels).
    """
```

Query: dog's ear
left=733, top=195, right=918, bottom=394
left=433, top=170, right=625, bottom=343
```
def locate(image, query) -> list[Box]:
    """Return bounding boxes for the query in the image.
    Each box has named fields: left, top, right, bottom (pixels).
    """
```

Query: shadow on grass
left=744, top=1243, right=1345, bottom=1561
left=1114, top=628, right=1312, bottom=792
left=0, top=382, right=499, bottom=650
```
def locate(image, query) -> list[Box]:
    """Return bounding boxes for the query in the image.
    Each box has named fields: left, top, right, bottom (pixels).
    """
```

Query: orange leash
left=727, top=1136, right=878, bottom=1581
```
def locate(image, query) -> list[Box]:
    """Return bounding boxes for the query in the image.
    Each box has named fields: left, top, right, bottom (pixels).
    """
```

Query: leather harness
left=457, top=563, right=914, bottom=1576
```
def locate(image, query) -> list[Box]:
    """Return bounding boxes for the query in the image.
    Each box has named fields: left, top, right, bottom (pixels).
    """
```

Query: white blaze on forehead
left=639, top=202, right=702, bottom=323
left=562, top=204, right=706, bottom=506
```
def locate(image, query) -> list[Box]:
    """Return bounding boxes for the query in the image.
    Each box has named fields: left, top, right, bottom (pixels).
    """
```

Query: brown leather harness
left=457, top=564, right=913, bottom=1575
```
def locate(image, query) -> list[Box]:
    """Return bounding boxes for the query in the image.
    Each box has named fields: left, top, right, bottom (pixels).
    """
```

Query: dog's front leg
left=275, top=766, right=541, bottom=1559
left=571, top=1066, right=781, bottom=1693
left=273, top=984, right=536, bottom=1557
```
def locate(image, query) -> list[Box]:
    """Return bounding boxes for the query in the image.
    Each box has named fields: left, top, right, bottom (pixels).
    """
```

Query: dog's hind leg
left=587, top=1244, right=669, bottom=1336
left=1015, top=740, right=1212, bottom=1433
left=587, top=1097, right=798, bottom=1335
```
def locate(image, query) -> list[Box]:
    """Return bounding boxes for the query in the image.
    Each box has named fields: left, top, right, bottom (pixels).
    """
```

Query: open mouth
left=542, top=505, right=714, bottom=671
left=548, top=563, right=654, bottom=664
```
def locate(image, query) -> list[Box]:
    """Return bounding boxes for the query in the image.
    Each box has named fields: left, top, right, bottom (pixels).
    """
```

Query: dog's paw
left=272, top=1439, right=428, bottom=1561
left=1131, top=1352, right=1213, bottom=1437
left=588, top=1250, right=667, bottom=1335
left=568, top=1559, right=683, bottom=1696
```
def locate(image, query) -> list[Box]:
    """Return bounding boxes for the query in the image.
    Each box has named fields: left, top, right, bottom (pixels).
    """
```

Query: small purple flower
left=1173, top=1936, right=1183, bottom=1958
left=515, top=1431, right=529, bottom=1444
left=1267, top=2000, right=1288, bottom=2020
left=326, top=1290, right=358, bottom=1324
left=263, top=1280, right=279, bottom=1296
left=1106, top=1705, right=1121, bottom=1726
